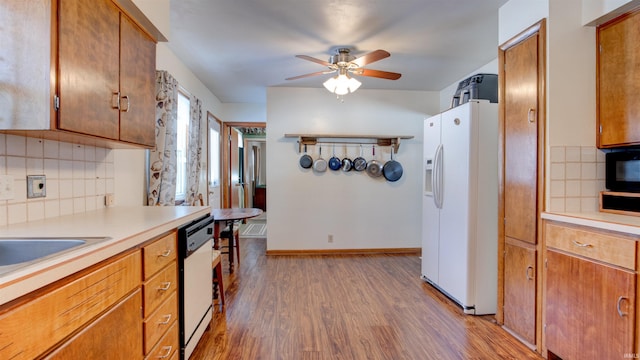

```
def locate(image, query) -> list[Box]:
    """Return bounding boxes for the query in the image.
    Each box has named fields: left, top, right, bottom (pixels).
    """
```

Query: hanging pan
left=328, top=144, right=342, bottom=171
left=353, top=145, right=367, bottom=172
left=383, top=146, right=403, bottom=182
left=299, top=144, right=313, bottom=169
left=341, top=146, right=353, bottom=172
left=313, top=145, right=327, bottom=172
left=366, top=145, right=384, bottom=178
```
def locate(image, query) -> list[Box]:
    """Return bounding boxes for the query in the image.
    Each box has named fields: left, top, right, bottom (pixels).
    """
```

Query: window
left=209, top=126, right=220, bottom=187
left=175, top=90, right=190, bottom=202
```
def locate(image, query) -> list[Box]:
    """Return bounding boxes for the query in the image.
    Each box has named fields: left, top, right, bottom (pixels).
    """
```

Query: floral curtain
left=184, top=95, right=203, bottom=205
left=148, top=71, right=178, bottom=206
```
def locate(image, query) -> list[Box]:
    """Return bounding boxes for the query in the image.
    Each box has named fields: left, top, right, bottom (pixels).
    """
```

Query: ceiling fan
left=286, top=48, right=402, bottom=95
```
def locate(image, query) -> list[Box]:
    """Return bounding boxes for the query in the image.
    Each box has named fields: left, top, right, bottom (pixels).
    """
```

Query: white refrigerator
left=421, top=100, right=498, bottom=315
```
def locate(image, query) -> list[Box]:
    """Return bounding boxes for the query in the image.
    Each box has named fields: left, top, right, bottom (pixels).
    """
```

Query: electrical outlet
left=27, top=175, right=46, bottom=199
left=328, top=234, right=334, bottom=243
left=0, top=175, right=14, bottom=200
left=105, top=193, right=115, bottom=206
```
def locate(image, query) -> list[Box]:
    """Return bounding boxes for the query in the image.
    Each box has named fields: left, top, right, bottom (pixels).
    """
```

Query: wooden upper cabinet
left=597, top=9, right=640, bottom=148
left=1, top=0, right=158, bottom=148
left=58, top=0, right=156, bottom=147
left=119, top=14, right=156, bottom=147
left=58, top=0, right=121, bottom=140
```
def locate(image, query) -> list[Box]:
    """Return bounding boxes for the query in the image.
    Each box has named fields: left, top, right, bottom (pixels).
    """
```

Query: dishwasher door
left=182, top=239, right=213, bottom=359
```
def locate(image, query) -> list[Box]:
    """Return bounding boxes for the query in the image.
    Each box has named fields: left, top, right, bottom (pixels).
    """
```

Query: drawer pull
left=525, top=265, right=534, bottom=281
left=158, top=282, right=172, bottom=291
left=158, top=314, right=172, bottom=325
left=158, top=250, right=172, bottom=257
left=157, top=345, right=172, bottom=359
left=617, top=296, right=629, bottom=317
left=572, top=240, right=593, bottom=248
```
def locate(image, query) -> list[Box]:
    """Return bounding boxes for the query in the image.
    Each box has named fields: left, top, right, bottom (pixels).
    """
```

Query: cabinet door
left=546, top=249, right=636, bottom=360
left=119, top=14, right=156, bottom=147
left=503, top=33, right=539, bottom=245
left=503, top=239, right=536, bottom=344
left=597, top=10, right=640, bottom=147
left=45, top=290, right=142, bottom=359
left=58, top=0, right=120, bottom=139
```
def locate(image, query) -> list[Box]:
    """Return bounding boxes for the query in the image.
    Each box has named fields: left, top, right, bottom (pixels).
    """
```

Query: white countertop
left=542, top=211, right=640, bottom=236
left=0, top=206, right=210, bottom=305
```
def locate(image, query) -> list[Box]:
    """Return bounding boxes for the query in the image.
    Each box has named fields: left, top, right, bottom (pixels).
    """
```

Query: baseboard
left=266, top=247, right=421, bottom=256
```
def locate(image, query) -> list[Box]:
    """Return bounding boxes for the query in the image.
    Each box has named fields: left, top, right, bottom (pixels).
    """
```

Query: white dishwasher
left=178, top=215, right=214, bottom=359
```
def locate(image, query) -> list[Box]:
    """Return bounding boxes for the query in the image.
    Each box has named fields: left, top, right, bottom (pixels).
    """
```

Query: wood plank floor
left=191, top=238, right=543, bottom=360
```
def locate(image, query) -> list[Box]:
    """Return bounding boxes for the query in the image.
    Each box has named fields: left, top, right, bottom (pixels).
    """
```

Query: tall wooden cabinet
left=597, top=8, right=640, bottom=148
left=497, top=20, right=546, bottom=350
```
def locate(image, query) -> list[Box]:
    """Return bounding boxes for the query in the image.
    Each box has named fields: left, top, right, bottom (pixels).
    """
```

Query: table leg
left=227, top=220, right=235, bottom=273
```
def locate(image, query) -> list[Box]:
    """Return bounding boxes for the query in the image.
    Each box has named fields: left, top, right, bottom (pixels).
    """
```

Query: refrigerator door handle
left=434, top=144, right=444, bottom=209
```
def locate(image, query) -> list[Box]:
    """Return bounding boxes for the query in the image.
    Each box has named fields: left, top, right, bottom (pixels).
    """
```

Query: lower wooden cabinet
left=544, top=220, right=638, bottom=359
left=0, top=252, right=141, bottom=360
left=545, top=249, right=636, bottom=359
left=45, top=290, right=142, bottom=359
left=503, top=238, right=537, bottom=345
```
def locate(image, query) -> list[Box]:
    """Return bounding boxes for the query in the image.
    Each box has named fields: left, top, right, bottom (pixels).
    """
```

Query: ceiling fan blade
left=351, top=49, right=391, bottom=67
left=295, top=55, right=332, bottom=67
left=286, top=70, right=335, bottom=81
left=356, top=68, right=402, bottom=80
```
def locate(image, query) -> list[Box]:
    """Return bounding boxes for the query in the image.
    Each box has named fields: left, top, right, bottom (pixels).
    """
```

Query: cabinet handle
left=158, top=314, right=172, bottom=325
left=617, top=296, right=629, bottom=317
left=120, top=95, right=130, bottom=112
left=525, top=265, right=534, bottom=281
left=572, top=240, right=593, bottom=248
left=527, top=108, right=536, bottom=123
left=112, top=91, right=120, bottom=110
left=158, top=282, right=171, bottom=291
left=158, top=250, right=172, bottom=258
left=157, top=346, right=172, bottom=359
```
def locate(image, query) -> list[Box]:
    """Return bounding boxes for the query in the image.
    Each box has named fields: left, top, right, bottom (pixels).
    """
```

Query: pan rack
left=284, top=134, right=414, bottom=153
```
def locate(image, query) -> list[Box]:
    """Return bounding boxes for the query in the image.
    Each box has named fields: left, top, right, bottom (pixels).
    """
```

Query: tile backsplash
left=0, top=134, right=114, bottom=226
left=549, top=146, right=605, bottom=213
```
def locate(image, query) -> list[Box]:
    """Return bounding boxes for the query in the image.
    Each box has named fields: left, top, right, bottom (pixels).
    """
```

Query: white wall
left=582, top=0, right=640, bottom=24
left=266, top=87, right=439, bottom=251
left=438, top=59, right=500, bottom=112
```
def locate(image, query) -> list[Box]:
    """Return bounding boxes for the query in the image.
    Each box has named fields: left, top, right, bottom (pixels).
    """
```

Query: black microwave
left=606, top=151, right=640, bottom=192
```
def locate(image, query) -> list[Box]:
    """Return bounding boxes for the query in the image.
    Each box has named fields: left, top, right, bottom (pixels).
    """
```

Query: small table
left=211, top=208, right=263, bottom=272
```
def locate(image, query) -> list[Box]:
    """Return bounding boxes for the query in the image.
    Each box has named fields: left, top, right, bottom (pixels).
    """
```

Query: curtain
left=185, top=95, right=203, bottom=205
left=148, top=71, right=178, bottom=206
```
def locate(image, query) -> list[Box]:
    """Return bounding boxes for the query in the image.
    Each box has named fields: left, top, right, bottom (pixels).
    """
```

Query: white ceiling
left=168, top=0, right=508, bottom=104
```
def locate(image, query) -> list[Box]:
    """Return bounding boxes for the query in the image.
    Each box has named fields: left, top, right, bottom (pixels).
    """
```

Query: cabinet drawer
left=0, top=252, right=141, bottom=360
left=545, top=222, right=637, bottom=269
left=145, top=320, right=178, bottom=360
left=143, top=232, right=177, bottom=279
left=143, top=262, right=177, bottom=317
left=144, top=291, right=178, bottom=354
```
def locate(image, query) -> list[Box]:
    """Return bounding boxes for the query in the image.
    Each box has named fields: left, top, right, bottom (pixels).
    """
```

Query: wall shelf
left=284, top=134, right=414, bottom=153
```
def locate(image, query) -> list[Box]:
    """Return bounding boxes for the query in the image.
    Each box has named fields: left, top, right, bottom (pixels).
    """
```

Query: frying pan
left=299, top=144, right=313, bottom=169
left=353, top=145, right=367, bottom=172
left=383, top=147, right=403, bottom=182
left=366, top=145, right=383, bottom=178
left=328, top=145, right=342, bottom=171
left=313, top=145, right=327, bottom=172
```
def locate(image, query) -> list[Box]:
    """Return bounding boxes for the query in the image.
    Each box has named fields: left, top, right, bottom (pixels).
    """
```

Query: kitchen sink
left=0, top=237, right=110, bottom=276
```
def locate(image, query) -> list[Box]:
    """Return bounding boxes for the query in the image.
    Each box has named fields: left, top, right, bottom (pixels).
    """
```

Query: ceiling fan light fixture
left=323, top=73, right=361, bottom=95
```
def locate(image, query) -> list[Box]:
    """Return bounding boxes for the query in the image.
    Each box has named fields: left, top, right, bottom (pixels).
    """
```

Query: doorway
left=220, top=122, right=266, bottom=209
